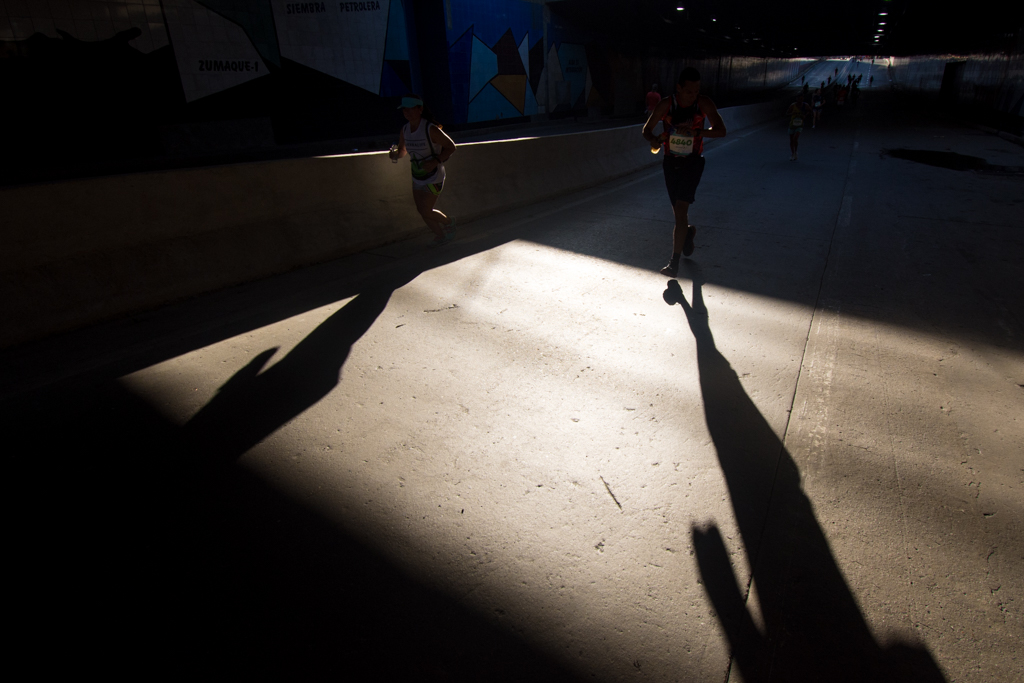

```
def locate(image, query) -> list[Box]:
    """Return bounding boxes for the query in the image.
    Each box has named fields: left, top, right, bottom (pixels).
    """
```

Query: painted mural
left=0, top=0, right=410, bottom=101
left=163, top=0, right=271, bottom=102
left=445, top=0, right=597, bottom=124
left=271, top=0, right=390, bottom=96
left=0, top=0, right=599, bottom=125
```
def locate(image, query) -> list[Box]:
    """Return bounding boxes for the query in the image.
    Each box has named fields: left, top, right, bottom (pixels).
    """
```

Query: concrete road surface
left=4, top=85, right=1021, bottom=682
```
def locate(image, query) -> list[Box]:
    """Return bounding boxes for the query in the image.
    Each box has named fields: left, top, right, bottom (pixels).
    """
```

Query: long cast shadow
left=663, top=272, right=946, bottom=682
left=182, top=271, right=411, bottom=463
left=5, top=267, right=586, bottom=680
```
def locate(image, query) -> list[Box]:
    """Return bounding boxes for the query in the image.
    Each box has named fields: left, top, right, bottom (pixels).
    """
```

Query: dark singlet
left=663, top=95, right=706, bottom=159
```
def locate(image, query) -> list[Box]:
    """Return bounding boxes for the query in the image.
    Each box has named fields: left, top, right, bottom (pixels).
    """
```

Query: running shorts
left=789, top=126, right=803, bottom=135
left=413, top=178, right=444, bottom=195
left=663, top=155, right=706, bottom=205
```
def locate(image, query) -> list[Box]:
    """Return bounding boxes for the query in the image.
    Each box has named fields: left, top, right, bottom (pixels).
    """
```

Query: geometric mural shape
left=386, top=59, right=412, bottom=91
left=529, top=38, right=545, bottom=95
left=380, top=59, right=411, bottom=97
left=384, top=0, right=410, bottom=62
left=444, top=0, right=534, bottom=51
left=490, top=74, right=526, bottom=114
left=469, top=82, right=523, bottom=122
left=470, top=35, right=498, bottom=102
left=270, top=0, right=390, bottom=94
left=518, top=32, right=530, bottom=81
left=163, top=0, right=269, bottom=102
left=524, top=77, right=538, bottom=116
left=448, top=26, right=474, bottom=124
left=542, top=43, right=564, bottom=110
left=196, top=0, right=281, bottom=67
left=493, top=28, right=525, bottom=76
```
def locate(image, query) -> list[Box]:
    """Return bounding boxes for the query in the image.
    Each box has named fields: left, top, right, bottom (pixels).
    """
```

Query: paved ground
left=4, top=70, right=1021, bottom=681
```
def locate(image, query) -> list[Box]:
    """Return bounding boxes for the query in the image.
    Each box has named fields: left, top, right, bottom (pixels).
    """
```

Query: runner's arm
left=642, top=98, right=671, bottom=149
left=391, top=129, right=407, bottom=160
left=423, top=125, right=456, bottom=171
left=699, top=96, right=727, bottom=138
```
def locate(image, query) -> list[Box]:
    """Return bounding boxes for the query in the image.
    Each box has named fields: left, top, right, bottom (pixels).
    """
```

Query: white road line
left=838, top=195, right=853, bottom=229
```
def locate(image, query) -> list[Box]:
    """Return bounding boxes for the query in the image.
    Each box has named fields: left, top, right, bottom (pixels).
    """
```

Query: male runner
left=642, top=67, right=727, bottom=277
left=786, top=93, right=812, bottom=161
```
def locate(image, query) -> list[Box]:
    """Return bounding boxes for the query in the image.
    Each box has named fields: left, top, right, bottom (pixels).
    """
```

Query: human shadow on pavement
left=663, top=272, right=946, bottom=683
left=5, top=269, right=585, bottom=681
left=181, top=269, right=414, bottom=464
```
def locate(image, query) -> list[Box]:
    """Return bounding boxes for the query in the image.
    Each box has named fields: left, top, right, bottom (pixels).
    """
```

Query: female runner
left=389, top=95, right=457, bottom=245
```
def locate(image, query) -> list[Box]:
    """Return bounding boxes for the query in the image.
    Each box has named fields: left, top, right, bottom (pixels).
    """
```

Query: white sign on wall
left=162, top=0, right=269, bottom=102
left=271, top=1, right=391, bottom=94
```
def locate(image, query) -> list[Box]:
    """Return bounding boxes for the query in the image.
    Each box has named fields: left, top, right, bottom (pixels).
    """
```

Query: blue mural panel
left=380, top=60, right=410, bottom=97
left=384, top=0, right=410, bottom=62
left=448, top=26, right=474, bottom=124
left=470, top=35, right=498, bottom=102
left=469, top=82, right=523, bottom=122
left=446, top=0, right=537, bottom=49
left=523, top=75, right=538, bottom=116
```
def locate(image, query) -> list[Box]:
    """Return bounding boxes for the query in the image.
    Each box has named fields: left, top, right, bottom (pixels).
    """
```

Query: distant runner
left=811, top=88, right=823, bottom=128
left=787, top=93, right=812, bottom=161
left=389, top=95, right=457, bottom=246
left=642, top=67, right=727, bottom=277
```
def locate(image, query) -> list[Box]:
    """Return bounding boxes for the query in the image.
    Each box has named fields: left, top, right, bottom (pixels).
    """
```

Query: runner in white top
left=389, top=95, right=457, bottom=246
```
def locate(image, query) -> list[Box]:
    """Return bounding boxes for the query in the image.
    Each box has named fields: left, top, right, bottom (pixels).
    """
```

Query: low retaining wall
left=1, top=100, right=784, bottom=349
left=890, top=54, right=1024, bottom=118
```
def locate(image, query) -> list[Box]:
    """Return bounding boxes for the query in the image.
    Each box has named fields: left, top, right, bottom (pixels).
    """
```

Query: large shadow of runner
left=5, top=266, right=585, bottom=681
left=182, top=270, right=411, bottom=463
left=663, top=271, right=946, bottom=682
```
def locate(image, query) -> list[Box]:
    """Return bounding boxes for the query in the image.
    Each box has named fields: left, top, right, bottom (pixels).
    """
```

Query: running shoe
left=660, top=262, right=678, bottom=278
left=682, top=225, right=696, bottom=257
left=428, top=232, right=455, bottom=247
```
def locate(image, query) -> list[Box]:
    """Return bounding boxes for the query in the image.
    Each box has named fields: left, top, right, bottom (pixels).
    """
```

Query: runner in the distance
left=787, top=93, right=813, bottom=161
left=389, top=94, right=457, bottom=246
left=642, top=67, right=727, bottom=277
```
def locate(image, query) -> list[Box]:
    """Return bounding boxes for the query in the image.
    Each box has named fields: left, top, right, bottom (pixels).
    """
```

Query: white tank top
left=403, top=121, right=446, bottom=185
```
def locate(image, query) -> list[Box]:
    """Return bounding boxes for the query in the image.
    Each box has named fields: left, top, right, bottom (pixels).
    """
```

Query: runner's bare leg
left=414, top=189, right=450, bottom=238
left=672, top=200, right=692, bottom=254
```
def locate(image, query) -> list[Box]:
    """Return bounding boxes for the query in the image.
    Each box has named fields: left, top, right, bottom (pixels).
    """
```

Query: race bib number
left=791, top=117, right=803, bottom=127
left=668, top=132, right=694, bottom=156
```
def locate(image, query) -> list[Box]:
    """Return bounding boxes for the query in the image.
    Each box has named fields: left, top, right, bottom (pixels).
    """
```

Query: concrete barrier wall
left=0, top=100, right=784, bottom=349
left=890, top=54, right=1024, bottom=116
